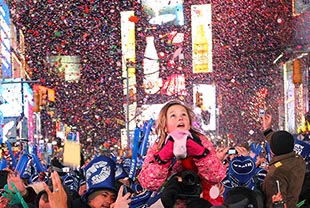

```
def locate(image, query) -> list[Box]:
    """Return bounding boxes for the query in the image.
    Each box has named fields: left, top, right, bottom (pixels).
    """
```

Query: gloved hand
left=186, top=134, right=209, bottom=159
left=168, top=130, right=192, bottom=159
left=155, top=139, right=175, bottom=165
left=161, top=177, right=182, bottom=208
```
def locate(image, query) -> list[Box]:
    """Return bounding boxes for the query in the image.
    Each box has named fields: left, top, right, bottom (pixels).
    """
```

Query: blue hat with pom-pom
left=82, top=156, right=116, bottom=202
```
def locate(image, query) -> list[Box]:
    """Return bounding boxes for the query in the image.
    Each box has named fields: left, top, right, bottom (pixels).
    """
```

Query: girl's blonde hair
left=155, top=99, right=201, bottom=149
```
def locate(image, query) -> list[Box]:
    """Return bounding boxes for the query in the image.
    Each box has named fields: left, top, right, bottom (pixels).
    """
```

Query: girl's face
left=166, top=104, right=190, bottom=133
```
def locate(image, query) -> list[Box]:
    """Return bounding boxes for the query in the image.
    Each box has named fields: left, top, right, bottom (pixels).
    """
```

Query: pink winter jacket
left=137, top=135, right=226, bottom=191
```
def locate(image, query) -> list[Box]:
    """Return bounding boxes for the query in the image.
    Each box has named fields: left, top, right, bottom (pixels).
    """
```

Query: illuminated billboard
left=284, top=63, right=296, bottom=132
left=142, top=0, right=185, bottom=26
left=49, top=56, right=81, bottom=82
left=193, top=84, right=216, bottom=131
left=0, top=78, right=33, bottom=118
left=191, top=4, right=212, bottom=73
left=0, top=1, right=12, bottom=78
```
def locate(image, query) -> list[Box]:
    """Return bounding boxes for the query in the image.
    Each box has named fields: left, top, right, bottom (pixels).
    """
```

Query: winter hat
left=229, top=156, right=256, bottom=186
left=270, top=131, right=294, bottom=155
left=82, top=156, right=117, bottom=202
left=63, top=173, right=79, bottom=194
left=224, top=186, right=264, bottom=208
left=122, top=158, right=131, bottom=176
left=115, top=163, right=128, bottom=181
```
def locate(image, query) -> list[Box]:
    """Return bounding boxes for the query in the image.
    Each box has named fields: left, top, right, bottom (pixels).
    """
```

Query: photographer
left=160, top=170, right=213, bottom=208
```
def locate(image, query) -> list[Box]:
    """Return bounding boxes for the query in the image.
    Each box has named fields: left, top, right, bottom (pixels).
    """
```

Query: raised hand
left=186, top=138, right=209, bottom=159
left=155, top=138, right=175, bottom=165
left=111, top=185, right=132, bottom=208
left=5, top=169, right=27, bottom=196
left=43, top=171, right=68, bottom=208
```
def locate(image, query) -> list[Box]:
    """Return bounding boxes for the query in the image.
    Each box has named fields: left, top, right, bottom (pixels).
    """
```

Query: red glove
left=186, top=137, right=209, bottom=159
left=155, top=139, right=175, bottom=166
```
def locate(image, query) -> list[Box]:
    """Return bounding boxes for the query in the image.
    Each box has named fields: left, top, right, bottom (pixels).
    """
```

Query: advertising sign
left=0, top=78, right=33, bottom=118
left=142, top=0, right=185, bottom=26
left=0, top=110, right=3, bottom=143
left=191, top=4, right=212, bottom=73
left=49, top=56, right=81, bottom=82
left=0, top=1, right=12, bottom=78
left=284, top=63, right=296, bottom=132
left=193, top=84, right=216, bottom=131
left=121, top=11, right=137, bottom=131
left=293, top=0, right=310, bottom=16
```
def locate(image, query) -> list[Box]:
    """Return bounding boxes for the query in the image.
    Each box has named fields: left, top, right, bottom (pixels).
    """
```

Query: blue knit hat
left=82, top=156, right=116, bottom=202
left=63, top=173, right=79, bottom=194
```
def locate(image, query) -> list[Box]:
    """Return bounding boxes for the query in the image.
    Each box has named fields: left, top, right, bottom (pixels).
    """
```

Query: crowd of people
left=0, top=100, right=310, bottom=208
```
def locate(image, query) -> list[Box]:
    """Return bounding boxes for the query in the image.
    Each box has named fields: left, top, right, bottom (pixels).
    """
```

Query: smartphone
left=227, top=148, right=238, bottom=155
left=259, top=109, right=265, bottom=117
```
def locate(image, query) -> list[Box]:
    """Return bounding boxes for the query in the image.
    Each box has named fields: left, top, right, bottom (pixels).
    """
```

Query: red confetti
left=129, top=15, right=140, bottom=23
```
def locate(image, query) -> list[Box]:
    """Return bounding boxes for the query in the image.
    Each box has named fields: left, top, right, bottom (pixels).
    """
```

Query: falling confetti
left=10, top=0, right=299, bottom=148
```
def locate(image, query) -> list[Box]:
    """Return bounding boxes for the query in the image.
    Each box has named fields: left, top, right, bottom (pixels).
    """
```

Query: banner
left=129, top=126, right=141, bottom=179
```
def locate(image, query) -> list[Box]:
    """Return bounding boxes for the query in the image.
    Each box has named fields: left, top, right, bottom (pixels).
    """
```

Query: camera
left=177, top=170, right=202, bottom=198
left=259, top=109, right=265, bottom=117
left=227, top=147, right=238, bottom=155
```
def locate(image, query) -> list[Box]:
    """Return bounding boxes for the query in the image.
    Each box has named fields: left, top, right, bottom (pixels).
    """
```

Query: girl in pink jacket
left=137, top=100, right=227, bottom=206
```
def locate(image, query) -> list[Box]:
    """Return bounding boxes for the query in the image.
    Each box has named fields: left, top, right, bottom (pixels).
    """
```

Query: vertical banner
left=0, top=110, right=3, bottom=143
left=28, top=102, right=34, bottom=144
left=191, top=4, right=212, bottom=73
left=138, top=118, right=154, bottom=157
left=0, top=1, right=12, bottom=78
left=121, top=11, right=137, bottom=142
left=283, top=63, right=296, bottom=132
left=129, top=126, right=141, bottom=179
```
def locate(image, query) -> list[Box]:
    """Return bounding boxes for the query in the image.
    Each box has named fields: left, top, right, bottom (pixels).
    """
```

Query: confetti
left=12, top=0, right=296, bottom=150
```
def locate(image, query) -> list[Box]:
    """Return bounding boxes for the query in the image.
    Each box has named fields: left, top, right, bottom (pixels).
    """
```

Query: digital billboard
left=0, top=78, right=33, bottom=118
left=142, top=0, right=185, bottom=26
left=0, top=1, right=12, bottom=78
left=49, top=56, right=81, bottom=82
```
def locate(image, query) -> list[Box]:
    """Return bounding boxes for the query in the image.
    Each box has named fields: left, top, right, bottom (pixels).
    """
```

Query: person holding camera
left=138, top=100, right=228, bottom=207
left=261, top=113, right=306, bottom=208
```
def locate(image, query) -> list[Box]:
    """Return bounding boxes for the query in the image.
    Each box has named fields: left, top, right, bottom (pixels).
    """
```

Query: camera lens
left=182, top=171, right=198, bottom=186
